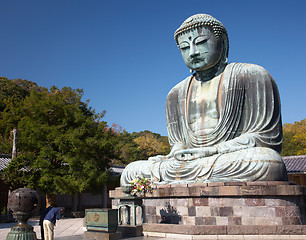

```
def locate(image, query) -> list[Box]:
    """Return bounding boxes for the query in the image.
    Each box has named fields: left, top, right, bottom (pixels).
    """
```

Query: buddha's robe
left=120, top=63, right=288, bottom=185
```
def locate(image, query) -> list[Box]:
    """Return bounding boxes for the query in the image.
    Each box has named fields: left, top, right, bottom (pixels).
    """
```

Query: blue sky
left=1, top=0, right=305, bottom=136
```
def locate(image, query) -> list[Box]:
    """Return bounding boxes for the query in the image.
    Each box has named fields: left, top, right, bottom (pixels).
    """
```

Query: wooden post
left=11, top=129, right=17, bottom=159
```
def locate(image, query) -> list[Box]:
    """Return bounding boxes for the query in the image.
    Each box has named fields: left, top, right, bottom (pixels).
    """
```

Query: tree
left=0, top=77, right=29, bottom=112
left=116, top=130, right=170, bottom=165
left=0, top=77, right=48, bottom=152
left=282, top=119, right=306, bottom=156
left=1, top=83, right=118, bottom=194
left=0, top=77, right=171, bottom=193
left=133, top=131, right=170, bottom=159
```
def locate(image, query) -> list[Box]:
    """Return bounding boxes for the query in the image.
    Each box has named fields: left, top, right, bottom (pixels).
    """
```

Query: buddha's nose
left=189, top=45, right=200, bottom=58
left=190, top=51, right=200, bottom=58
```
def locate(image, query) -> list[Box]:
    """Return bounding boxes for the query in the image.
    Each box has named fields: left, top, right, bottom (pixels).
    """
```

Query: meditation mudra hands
left=174, top=147, right=218, bottom=160
left=148, top=142, right=218, bottom=161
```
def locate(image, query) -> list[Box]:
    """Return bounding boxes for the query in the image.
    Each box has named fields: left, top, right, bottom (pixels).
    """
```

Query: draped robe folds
left=120, top=63, right=288, bottom=185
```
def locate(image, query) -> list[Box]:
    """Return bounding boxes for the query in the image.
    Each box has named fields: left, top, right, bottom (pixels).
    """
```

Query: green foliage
left=282, top=119, right=306, bottom=156
left=10, top=78, right=47, bottom=92
left=116, top=130, right=170, bottom=165
left=0, top=135, right=12, bottom=156
left=1, top=207, right=7, bottom=215
left=0, top=77, right=47, bottom=112
left=0, top=77, right=48, bottom=152
left=0, top=78, right=118, bottom=194
left=0, top=77, right=171, bottom=194
left=0, top=77, right=29, bottom=112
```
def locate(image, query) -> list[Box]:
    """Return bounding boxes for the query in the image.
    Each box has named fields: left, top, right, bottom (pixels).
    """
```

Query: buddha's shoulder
left=167, top=76, right=191, bottom=97
left=228, top=62, right=271, bottom=77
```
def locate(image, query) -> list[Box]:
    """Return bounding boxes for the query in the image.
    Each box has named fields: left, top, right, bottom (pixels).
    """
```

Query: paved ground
left=0, top=218, right=165, bottom=240
left=1, top=218, right=304, bottom=240
left=0, top=218, right=84, bottom=240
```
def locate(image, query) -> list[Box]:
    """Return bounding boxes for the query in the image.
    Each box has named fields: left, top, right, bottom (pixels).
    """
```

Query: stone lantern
left=6, top=188, right=38, bottom=240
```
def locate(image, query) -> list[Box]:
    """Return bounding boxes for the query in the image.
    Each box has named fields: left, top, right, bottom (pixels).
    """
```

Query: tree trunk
left=72, top=193, right=79, bottom=211
left=46, top=193, right=56, bottom=207
left=102, top=184, right=107, bottom=208
left=32, top=190, right=43, bottom=216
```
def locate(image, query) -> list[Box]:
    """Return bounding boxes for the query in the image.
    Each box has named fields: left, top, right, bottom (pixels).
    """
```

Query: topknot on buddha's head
left=174, top=14, right=229, bottom=52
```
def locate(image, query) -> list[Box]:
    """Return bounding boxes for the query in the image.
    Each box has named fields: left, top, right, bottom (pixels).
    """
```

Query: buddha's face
left=178, top=26, right=223, bottom=72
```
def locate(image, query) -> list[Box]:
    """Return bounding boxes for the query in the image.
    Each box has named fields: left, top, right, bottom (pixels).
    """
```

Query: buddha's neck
left=194, top=61, right=227, bottom=82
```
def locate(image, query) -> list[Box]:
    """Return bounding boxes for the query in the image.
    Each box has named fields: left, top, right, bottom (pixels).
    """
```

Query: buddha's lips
left=190, top=58, right=204, bottom=63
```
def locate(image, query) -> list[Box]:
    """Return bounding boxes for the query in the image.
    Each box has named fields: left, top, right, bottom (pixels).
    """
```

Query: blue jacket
left=44, top=207, right=61, bottom=225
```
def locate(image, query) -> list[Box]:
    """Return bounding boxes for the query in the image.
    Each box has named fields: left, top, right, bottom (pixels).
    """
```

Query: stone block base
left=143, top=223, right=306, bottom=235
left=143, top=231, right=306, bottom=239
left=117, top=225, right=143, bottom=238
left=83, top=231, right=122, bottom=240
left=111, top=181, right=306, bottom=236
left=111, top=181, right=306, bottom=227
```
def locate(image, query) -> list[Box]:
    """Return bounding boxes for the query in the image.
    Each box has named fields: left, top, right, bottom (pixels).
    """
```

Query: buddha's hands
left=148, top=142, right=186, bottom=161
left=174, top=147, right=218, bottom=161
left=148, top=155, right=167, bottom=161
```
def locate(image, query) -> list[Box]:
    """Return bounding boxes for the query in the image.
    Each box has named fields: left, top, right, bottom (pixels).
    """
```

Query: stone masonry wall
left=143, top=195, right=305, bottom=226
left=110, top=181, right=306, bottom=226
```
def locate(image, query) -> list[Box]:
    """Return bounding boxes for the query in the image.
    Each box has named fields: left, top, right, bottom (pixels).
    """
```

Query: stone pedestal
left=110, top=181, right=306, bottom=236
left=110, top=197, right=145, bottom=238
left=117, top=197, right=145, bottom=226
left=84, top=209, right=121, bottom=240
left=85, top=209, right=118, bottom=232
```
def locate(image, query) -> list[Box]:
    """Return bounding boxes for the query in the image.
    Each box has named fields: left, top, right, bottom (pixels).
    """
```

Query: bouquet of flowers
left=130, top=176, right=153, bottom=196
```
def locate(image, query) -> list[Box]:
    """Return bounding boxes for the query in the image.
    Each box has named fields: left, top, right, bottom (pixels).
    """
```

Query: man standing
left=39, top=205, right=53, bottom=240
left=43, top=206, right=64, bottom=240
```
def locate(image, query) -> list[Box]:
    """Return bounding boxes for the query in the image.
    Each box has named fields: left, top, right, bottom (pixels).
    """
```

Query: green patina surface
left=6, top=224, right=37, bottom=240
left=85, top=208, right=118, bottom=233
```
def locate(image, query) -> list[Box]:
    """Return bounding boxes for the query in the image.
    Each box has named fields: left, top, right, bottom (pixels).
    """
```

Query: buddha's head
left=174, top=14, right=229, bottom=73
